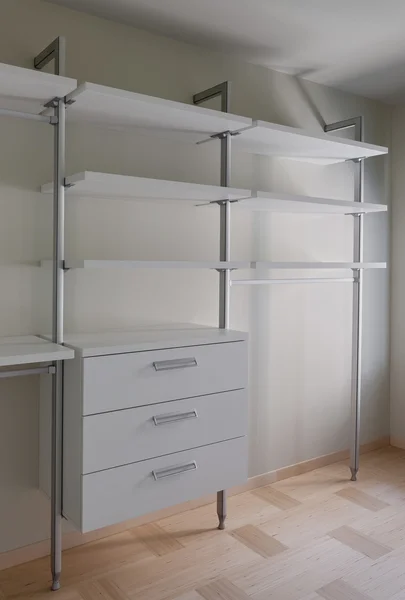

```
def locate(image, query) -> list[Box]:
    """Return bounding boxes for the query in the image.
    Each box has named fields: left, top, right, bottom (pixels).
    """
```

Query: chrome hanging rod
left=0, top=365, right=55, bottom=379
left=0, top=108, right=55, bottom=124
left=231, top=277, right=355, bottom=286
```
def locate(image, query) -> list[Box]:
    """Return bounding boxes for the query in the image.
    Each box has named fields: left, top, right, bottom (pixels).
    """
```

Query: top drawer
left=82, top=341, right=248, bottom=415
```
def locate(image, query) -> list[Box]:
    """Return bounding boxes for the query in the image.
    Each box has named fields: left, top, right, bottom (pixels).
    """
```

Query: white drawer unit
left=40, top=326, right=249, bottom=533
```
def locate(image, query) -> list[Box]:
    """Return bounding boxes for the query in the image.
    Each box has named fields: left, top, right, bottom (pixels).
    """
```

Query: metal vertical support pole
left=219, top=135, right=231, bottom=330
left=50, top=97, right=66, bottom=591
left=350, top=117, right=364, bottom=481
left=324, top=116, right=364, bottom=481
left=193, top=81, right=232, bottom=529
left=219, top=83, right=231, bottom=530
left=218, top=131, right=231, bottom=530
left=34, top=37, right=67, bottom=591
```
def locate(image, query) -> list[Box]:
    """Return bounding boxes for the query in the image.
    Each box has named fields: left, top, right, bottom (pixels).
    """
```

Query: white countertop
left=61, top=325, right=248, bottom=357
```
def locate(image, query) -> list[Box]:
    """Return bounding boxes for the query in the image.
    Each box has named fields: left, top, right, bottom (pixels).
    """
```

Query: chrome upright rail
left=193, top=81, right=232, bottom=529
left=34, top=36, right=67, bottom=592
left=325, top=116, right=364, bottom=481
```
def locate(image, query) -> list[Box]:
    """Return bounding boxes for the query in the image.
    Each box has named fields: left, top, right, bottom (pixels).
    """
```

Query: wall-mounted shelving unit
left=1, top=39, right=388, bottom=591
left=0, top=59, right=76, bottom=371
left=0, top=40, right=78, bottom=591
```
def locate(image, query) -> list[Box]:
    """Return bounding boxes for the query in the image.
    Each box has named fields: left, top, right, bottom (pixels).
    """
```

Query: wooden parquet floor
left=2, top=447, right=405, bottom=599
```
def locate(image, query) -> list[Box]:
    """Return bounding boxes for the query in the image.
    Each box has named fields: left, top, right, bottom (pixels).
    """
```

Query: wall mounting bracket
left=34, top=37, right=66, bottom=77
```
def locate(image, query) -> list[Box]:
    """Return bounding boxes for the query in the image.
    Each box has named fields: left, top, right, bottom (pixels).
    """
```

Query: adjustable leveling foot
left=217, top=490, right=227, bottom=530
left=350, top=467, right=358, bottom=482
left=51, top=575, right=61, bottom=592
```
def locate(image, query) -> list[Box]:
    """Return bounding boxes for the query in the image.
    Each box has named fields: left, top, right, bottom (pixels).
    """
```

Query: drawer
left=82, top=389, right=248, bottom=473
left=82, top=341, right=247, bottom=415
left=79, top=436, right=247, bottom=532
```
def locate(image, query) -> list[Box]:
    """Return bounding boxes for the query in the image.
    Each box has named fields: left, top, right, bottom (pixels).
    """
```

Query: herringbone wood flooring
left=2, top=447, right=405, bottom=599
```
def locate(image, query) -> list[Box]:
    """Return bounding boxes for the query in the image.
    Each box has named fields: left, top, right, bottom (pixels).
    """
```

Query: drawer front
left=81, top=436, right=248, bottom=532
left=82, top=389, right=248, bottom=474
left=82, top=341, right=247, bottom=415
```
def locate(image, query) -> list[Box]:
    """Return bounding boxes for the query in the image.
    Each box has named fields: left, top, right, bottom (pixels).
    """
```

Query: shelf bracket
left=215, top=268, right=237, bottom=273
left=44, top=98, right=60, bottom=110
left=193, top=81, right=230, bottom=112
left=34, top=37, right=66, bottom=77
left=324, top=116, right=362, bottom=134
left=196, top=129, right=241, bottom=146
left=193, top=81, right=240, bottom=145
left=42, top=98, right=62, bottom=126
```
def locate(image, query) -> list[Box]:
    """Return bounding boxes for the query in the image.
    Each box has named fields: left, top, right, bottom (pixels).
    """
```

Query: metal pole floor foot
left=350, top=467, right=358, bottom=482
left=51, top=575, right=61, bottom=591
left=217, top=490, right=227, bottom=530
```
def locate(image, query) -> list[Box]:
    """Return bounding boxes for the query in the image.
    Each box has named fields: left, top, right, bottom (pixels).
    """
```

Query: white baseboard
left=390, top=436, right=405, bottom=450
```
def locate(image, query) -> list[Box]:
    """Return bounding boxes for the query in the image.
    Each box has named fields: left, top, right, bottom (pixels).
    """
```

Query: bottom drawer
left=79, top=437, right=247, bottom=532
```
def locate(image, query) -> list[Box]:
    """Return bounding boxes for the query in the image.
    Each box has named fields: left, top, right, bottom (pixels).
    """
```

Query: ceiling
left=45, top=0, right=405, bottom=103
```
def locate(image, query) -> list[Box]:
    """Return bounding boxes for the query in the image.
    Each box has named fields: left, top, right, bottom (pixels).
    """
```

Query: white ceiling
left=45, top=0, right=405, bottom=103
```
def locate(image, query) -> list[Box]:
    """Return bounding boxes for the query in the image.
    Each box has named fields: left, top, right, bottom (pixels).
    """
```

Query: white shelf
left=234, top=121, right=388, bottom=165
left=63, top=325, right=248, bottom=358
left=66, top=83, right=251, bottom=142
left=0, top=335, right=74, bottom=368
left=62, top=260, right=251, bottom=270
left=41, top=172, right=250, bottom=204
left=31, top=80, right=386, bottom=165
left=239, top=192, right=387, bottom=214
left=41, top=172, right=387, bottom=214
left=251, top=261, right=387, bottom=270
left=43, top=259, right=386, bottom=271
left=0, top=62, right=77, bottom=115
left=0, top=261, right=41, bottom=267
left=59, top=260, right=386, bottom=271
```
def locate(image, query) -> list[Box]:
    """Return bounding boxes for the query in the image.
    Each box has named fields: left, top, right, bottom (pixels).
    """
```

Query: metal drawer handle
left=153, top=357, right=198, bottom=372
left=153, top=410, right=198, bottom=426
left=152, top=461, right=198, bottom=481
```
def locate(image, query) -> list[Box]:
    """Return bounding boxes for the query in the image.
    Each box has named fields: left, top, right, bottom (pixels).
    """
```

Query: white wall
left=0, top=0, right=390, bottom=554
